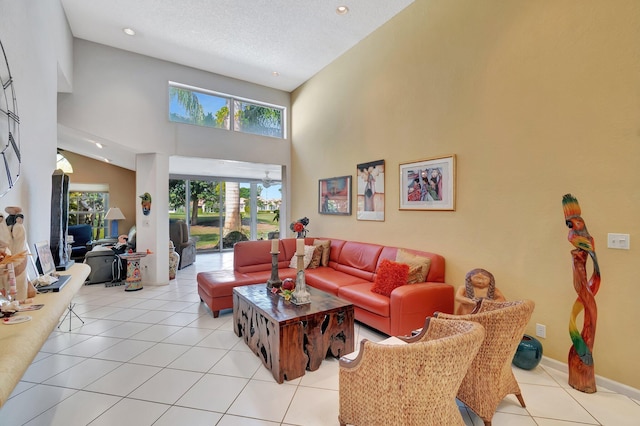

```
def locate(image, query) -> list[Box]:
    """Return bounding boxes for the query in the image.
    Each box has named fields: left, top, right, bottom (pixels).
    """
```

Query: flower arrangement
left=271, top=278, right=295, bottom=300
left=289, top=216, right=310, bottom=237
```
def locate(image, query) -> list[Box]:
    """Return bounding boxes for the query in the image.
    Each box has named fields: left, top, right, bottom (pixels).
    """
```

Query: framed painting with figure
left=318, top=176, right=352, bottom=215
left=399, top=154, right=456, bottom=211
left=356, top=160, right=385, bottom=221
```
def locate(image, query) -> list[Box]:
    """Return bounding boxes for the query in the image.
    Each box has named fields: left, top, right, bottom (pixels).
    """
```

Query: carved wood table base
left=233, top=284, right=354, bottom=383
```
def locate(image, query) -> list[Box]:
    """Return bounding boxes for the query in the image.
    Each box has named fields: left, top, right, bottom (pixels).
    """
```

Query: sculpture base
left=291, top=294, right=311, bottom=305
left=56, top=260, right=75, bottom=271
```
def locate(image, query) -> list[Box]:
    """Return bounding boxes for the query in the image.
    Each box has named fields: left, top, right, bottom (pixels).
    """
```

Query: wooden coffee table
left=233, top=283, right=354, bottom=383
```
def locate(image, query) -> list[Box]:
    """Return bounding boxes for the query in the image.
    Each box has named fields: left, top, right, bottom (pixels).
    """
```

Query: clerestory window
left=168, top=82, right=285, bottom=139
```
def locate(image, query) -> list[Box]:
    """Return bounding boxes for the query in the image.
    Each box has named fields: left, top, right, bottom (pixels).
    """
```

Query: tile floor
left=1, top=252, right=639, bottom=425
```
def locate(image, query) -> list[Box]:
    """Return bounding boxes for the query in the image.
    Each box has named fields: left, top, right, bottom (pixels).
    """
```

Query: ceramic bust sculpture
left=455, top=268, right=506, bottom=315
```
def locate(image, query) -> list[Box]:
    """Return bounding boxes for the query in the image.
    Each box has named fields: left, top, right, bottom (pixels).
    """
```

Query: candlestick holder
left=266, top=251, right=282, bottom=289
left=292, top=253, right=311, bottom=305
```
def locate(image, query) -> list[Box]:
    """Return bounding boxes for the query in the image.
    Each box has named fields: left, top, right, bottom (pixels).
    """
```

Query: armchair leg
left=515, top=393, right=526, bottom=407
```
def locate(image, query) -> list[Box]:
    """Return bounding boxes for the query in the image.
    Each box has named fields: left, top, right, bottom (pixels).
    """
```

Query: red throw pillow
left=371, top=259, right=410, bottom=297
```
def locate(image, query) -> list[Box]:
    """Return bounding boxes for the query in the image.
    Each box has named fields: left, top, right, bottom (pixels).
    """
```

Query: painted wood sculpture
left=562, top=193, right=600, bottom=393
left=140, top=192, right=152, bottom=216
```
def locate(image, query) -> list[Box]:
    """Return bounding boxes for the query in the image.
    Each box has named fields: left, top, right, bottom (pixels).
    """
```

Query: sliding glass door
left=169, top=178, right=281, bottom=252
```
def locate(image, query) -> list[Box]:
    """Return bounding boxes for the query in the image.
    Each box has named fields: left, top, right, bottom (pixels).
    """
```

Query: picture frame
left=357, top=159, right=385, bottom=221
left=318, top=175, right=352, bottom=215
left=34, top=241, right=56, bottom=275
left=399, top=154, right=456, bottom=211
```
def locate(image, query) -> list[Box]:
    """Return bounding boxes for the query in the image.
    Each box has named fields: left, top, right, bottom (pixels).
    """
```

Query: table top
left=0, top=263, right=90, bottom=407
left=117, top=252, right=148, bottom=260
left=233, top=283, right=353, bottom=325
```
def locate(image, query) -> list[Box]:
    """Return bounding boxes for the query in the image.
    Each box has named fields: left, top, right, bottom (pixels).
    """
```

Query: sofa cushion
left=338, top=282, right=391, bottom=317
left=371, top=259, right=409, bottom=297
left=197, top=271, right=258, bottom=298
left=313, top=239, right=331, bottom=266
left=304, top=267, right=370, bottom=295
left=288, top=245, right=316, bottom=269
left=308, top=245, right=323, bottom=269
left=396, top=249, right=432, bottom=284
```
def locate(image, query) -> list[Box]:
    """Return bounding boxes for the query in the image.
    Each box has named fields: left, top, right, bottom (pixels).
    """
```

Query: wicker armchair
left=338, top=318, right=485, bottom=426
left=434, top=299, right=535, bottom=426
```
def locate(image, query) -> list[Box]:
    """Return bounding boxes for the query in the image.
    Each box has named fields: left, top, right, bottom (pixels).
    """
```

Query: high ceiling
left=58, top=0, right=414, bottom=178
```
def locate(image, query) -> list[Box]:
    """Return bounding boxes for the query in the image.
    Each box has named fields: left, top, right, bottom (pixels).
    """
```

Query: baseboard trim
left=541, top=356, right=640, bottom=400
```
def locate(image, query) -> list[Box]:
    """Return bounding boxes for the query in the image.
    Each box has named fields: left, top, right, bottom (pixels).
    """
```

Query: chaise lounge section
left=198, top=238, right=454, bottom=336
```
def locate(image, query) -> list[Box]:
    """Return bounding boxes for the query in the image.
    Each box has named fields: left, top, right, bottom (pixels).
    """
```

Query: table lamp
left=105, top=207, right=125, bottom=237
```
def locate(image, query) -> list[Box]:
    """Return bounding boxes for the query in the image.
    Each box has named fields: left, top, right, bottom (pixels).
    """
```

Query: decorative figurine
left=455, top=268, right=505, bottom=315
left=139, top=192, right=152, bottom=216
left=562, top=193, right=600, bottom=393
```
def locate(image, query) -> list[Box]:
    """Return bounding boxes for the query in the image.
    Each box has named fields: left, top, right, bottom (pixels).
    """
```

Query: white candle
left=271, top=239, right=278, bottom=253
left=296, top=238, right=305, bottom=256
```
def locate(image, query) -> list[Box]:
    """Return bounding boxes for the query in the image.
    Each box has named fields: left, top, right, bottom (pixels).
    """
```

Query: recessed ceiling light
left=95, top=142, right=103, bottom=149
left=123, top=28, right=136, bottom=36
left=104, top=158, right=111, bottom=163
left=272, top=71, right=280, bottom=77
left=336, top=6, right=349, bottom=15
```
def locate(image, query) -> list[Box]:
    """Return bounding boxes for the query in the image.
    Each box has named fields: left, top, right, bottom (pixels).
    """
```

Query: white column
left=136, top=153, right=169, bottom=285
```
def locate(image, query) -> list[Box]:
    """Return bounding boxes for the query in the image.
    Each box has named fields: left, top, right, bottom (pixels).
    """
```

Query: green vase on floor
left=513, top=334, right=543, bottom=370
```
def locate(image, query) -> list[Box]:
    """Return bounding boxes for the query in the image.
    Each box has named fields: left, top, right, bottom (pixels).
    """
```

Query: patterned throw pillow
left=308, top=245, right=323, bottom=269
left=313, top=239, right=331, bottom=266
left=289, top=245, right=316, bottom=269
left=396, top=249, right=432, bottom=284
left=371, top=259, right=410, bottom=297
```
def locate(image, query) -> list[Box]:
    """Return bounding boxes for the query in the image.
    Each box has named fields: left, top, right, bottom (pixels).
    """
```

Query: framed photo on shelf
left=318, top=175, right=352, bottom=215
left=357, top=159, right=385, bottom=221
left=34, top=241, right=56, bottom=275
left=399, top=154, right=456, bottom=211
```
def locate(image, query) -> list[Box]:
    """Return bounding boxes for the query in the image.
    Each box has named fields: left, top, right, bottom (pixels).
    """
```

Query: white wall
left=58, top=39, right=291, bottom=169
left=0, top=0, right=72, bottom=244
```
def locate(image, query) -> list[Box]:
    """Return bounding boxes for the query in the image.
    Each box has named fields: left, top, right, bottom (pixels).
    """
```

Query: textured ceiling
left=58, top=0, right=414, bottom=177
left=60, top=0, right=414, bottom=92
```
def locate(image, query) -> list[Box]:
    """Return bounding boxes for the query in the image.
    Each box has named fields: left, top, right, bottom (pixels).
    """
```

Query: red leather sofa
left=197, top=238, right=454, bottom=336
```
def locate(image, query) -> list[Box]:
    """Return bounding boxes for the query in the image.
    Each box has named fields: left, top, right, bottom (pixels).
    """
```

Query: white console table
left=0, top=263, right=90, bottom=407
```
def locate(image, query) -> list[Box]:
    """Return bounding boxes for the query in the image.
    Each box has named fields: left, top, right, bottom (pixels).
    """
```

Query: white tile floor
left=2, top=252, right=639, bottom=425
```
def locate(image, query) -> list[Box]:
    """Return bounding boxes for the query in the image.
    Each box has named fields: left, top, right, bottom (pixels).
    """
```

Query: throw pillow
left=371, top=259, right=410, bottom=297
left=308, top=245, right=323, bottom=269
left=289, top=245, right=316, bottom=269
left=313, top=239, right=331, bottom=266
left=396, top=249, right=432, bottom=284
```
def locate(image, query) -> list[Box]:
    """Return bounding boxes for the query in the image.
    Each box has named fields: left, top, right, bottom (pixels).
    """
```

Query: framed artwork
left=399, top=154, right=456, bottom=211
left=318, top=175, right=352, bottom=215
left=356, top=160, right=385, bottom=221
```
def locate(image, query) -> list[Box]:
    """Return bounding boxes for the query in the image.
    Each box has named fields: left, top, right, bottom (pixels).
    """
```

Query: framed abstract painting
left=318, top=175, right=352, bottom=215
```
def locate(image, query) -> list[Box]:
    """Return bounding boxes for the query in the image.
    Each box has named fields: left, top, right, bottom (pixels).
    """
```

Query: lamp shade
left=105, top=207, right=125, bottom=221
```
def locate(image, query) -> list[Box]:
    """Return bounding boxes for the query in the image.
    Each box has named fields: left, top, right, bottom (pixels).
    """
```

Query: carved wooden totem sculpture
left=562, top=193, right=600, bottom=393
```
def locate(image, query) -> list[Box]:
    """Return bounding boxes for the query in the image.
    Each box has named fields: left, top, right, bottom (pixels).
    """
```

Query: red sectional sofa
left=197, top=238, right=454, bottom=336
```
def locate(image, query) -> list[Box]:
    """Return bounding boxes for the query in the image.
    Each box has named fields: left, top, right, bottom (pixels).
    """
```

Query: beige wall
left=291, top=0, right=640, bottom=388
left=62, top=151, right=136, bottom=233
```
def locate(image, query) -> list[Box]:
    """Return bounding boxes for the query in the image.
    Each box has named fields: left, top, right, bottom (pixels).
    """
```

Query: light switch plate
left=607, top=233, right=630, bottom=250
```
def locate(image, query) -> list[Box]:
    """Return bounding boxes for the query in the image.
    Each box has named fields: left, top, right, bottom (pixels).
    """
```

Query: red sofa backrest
left=234, top=238, right=445, bottom=283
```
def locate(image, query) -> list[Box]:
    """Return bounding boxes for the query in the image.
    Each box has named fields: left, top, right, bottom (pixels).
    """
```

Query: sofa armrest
left=388, top=282, right=455, bottom=336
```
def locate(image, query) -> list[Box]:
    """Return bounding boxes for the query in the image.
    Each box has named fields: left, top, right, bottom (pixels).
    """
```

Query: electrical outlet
left=536, top=323, right=546, bottom=339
